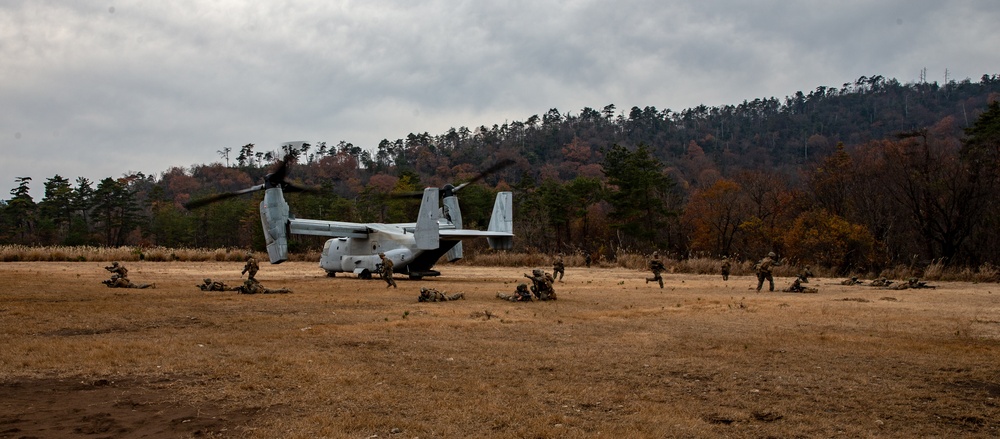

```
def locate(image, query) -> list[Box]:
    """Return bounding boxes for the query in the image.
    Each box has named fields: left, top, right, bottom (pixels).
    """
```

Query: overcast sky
left=2, top=0, right=998, bottom=198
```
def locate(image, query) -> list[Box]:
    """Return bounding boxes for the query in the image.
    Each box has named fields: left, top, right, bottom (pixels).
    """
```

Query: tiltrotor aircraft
left=185, top=156, right=513, bottom=279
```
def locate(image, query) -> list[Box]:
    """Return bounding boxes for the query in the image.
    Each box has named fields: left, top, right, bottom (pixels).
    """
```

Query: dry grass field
left=1, top=261, right=998, bottom=438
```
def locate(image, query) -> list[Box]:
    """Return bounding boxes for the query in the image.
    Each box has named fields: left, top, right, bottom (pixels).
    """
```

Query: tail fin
left=415, top=187, right=440, bottom=250
left=443, top=194, right=464, bottom=261
left=487, top=191, right=513, bottom=250
left=260, top=187, right=289, bottom=263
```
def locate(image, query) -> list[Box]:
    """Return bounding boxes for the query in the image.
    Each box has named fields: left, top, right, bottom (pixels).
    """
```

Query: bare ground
left=1, top=261, right=998, bottom=438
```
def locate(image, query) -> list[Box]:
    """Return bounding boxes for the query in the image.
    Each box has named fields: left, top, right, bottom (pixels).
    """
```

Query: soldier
left=904, top=277, right=935, bottom=289
left=235, top=278, right=291, bottom=294
left=799, top=265, right=815, bottom=282
left=497, top=283, right=534, bottom=302
left=870, top=277, right=894, bottom=287
left=782, top=275, right=818, bottom=293
left=524, top=269, right=557, bottom=300
left=418, top=287, right=465, bottom=302
left=197, top=278, right=232, bottom=291
left=103, top=274, right=154, bottom=289
left=720, top=256, right=731, bottom=281
left=646, top=251, right=665, bottom=288
left=841, top=276, right=863, bottom=286
left=585, top=253, right=592, bottom=268
left=242, top=253, right=259, bottom=280
left=379, top=252, right=397, bottom=288
left=754, top=251, right=781, bottom=292
left=105, top=261, right=128, bottom=279
left=552, top=253, right=565, bottom=282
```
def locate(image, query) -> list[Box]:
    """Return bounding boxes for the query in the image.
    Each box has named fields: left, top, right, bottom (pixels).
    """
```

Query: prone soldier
left=870, top=277, right=894, bottom=287
left=197, top=278, right=233, bottom=291
left=103, top=274, right=154, bottom=289
left=418, top=287, right=465, bottom=302
left=235, top=278, right=291, bottom=294
left=841, top=276, right=863, bottom=286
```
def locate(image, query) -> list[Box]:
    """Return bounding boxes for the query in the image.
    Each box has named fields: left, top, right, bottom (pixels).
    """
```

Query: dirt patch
left=2, top=261, right=1000, bottom=437
left=0, top=377, right=256, bottom=438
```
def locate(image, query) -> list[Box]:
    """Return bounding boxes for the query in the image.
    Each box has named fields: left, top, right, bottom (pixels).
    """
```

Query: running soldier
left=497, top=283, right=534, bottom=302
left=235, top=278, right=291, bottom=294
left=720, top=257, right=731, bottom=281
left=552, top=253, right=565, bottom=282
left=524, top=269, right=557, bottom=300
left=379, top=252, right=397, bottom=288
left=242, top=253, right=259, bottom=280
left=418, top=287, right=465, bottom=302
left=646, top=252, right=665, bottom=288
left=754, top=251, right=781, bottom=292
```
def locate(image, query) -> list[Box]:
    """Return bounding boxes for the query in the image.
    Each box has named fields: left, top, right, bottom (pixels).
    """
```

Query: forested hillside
left=4, top=74, right=1000, bottom=273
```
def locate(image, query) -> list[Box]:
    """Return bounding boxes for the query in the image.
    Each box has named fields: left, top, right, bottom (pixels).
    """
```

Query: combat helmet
left=532, top=268, right=543, bottom=276
left=204, top=278, right=212, bottom=284
left=768, top=251, right=776, bottom=257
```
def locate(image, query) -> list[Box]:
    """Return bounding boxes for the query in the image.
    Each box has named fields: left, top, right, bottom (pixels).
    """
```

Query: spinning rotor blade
left=184, top=153, right=320, bottom=210
left=391, top=159, right=515, bottom=199
left=450, top=158, right=515, bottom=194
left=183, top=184, right=265, bottom=209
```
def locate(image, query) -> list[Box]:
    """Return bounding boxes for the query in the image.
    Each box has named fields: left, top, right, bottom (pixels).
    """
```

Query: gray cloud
left=2, top=0, right=998, bottom=197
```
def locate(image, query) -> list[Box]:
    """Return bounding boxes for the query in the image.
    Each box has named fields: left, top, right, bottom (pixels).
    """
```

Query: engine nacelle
left=260, top=188, right=289, bottom=263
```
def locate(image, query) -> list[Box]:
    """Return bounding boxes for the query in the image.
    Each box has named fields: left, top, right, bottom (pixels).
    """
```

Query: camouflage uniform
left=720, top=257, right=731, bottom=281
left=103, top=274, right=154, bottom=289
left=105, top=261, right=129, bottom=279
left=782, top=276, right=818, bottom=293
left=585, top=253, right=592, bottom=268
left=235, top=278, right=291, bottom=294
left=870, top=277, right=894, bottom=287
left=418, top=287, right=465, bottom=302
left=524, top=269, right=557, bottom=300
left=379, top=253, right=397, bottom=288
left=198, top=278, right=232, bottom=291
left=552, top=254, right=565, bottom=282
left=841, top=276, right=863, bottom=286
left=646, top=252, right=665, bottom=288
left=755, top=252, right=781, bottom=292
left=497, top=283, right=534, bottom=302
left=242, top=254, right=259, bottom=280
left=799, top=266, right=814, bottom=282
left=897, top=277, right=934, bottom=289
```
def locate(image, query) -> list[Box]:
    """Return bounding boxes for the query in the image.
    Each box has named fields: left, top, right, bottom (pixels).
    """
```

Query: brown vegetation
left=1, top=261, right=998, bottom=437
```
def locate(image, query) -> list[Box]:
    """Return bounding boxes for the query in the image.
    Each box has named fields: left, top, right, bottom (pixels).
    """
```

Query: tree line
left=2, top=74, right=999, bottom=273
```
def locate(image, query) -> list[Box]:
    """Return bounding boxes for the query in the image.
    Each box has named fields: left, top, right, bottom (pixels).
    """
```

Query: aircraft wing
left=439, top=229, right=514, bottom=240
left=288, top=218, right=369, bottom=238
